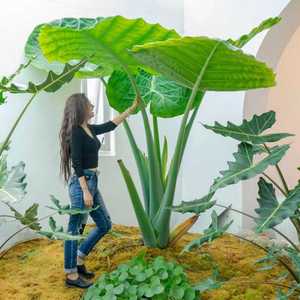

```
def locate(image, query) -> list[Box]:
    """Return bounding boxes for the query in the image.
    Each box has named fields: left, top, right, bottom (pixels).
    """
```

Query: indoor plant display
left=25, top=15, right=280, bottom=248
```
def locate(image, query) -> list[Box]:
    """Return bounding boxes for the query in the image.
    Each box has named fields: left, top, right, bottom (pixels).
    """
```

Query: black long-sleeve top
left=70, top=121, right=118, bottom=178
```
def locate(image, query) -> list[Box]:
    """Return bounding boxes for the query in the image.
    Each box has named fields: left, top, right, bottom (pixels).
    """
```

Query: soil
left=0, top=223, right=297, bottom=300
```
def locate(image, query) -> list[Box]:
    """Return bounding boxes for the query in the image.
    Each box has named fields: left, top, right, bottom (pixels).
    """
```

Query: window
left=81, top=79, right=116, bottom=156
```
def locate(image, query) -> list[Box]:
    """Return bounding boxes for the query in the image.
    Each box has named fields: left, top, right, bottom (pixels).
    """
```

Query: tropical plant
left=26, top=15, right=280, bottom=249
left=197, top=110, right=300, bottom=298
left=82, top=250, right=223, bottom=300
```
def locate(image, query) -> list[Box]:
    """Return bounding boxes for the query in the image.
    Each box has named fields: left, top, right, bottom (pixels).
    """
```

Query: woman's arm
left=90, top=96, right=140, bottom=135
left=112, top=96, right=140, bottom=125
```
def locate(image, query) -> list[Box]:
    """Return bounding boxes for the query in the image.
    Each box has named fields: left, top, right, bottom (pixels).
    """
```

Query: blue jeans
left=64, top=169, right=112, bottom=273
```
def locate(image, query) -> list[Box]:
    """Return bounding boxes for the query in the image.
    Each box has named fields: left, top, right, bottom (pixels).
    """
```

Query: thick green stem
left=152, top=115, right=164, bottom=186
left=117, top=160, right=157, bottom=246
left=122, top=65, right=163, bottom=219
left=153, top=42, right=221, bottom=247
left=123, top=120, right=150, bottom=215
left=0, top=93, right=37, bottom=156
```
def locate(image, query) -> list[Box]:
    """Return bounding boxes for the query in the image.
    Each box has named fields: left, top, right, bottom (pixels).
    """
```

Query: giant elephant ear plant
left=27, top=15, right=280, bottom=248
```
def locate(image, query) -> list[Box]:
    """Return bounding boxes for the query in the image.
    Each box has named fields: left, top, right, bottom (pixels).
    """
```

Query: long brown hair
left=59, top=93, right=89, bottom=184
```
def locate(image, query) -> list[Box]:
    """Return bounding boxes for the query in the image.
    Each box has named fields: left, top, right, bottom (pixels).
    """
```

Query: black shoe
left=77, top=264, right=95, bottom=279
left=65, top=275, right=93, bottom=289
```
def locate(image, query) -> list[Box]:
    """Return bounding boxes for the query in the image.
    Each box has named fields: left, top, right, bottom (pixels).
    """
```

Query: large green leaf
left=24, top=17, right=104, bottom=75
left=203, top=111, right=293, bottom=144
left=181, top=210, right=232, bottom=254
left=228, top=17, right=281, bottom=48
left=170, top=193, right=215, bottom=215
left=130, top=37, right=276, bottom=91
left=0, top=156, right=27, bottom=203
left=106, top=69, right=204, bottom=118
left=38, top=15, right=179, bottom=77
left=6, top=203, right=41, bottom=231
left=210, top=143, right=289, bottom=193
left=0, top=59, right=88, bottom=94
left=255, top=177, right=300, bottom=232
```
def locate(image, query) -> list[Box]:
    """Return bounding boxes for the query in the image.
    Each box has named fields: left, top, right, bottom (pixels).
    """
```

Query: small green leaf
left=210, top=143, right=289, bottom=193
left=255, top=178, right=300, bottom=232
left=203, top=111, right=293, bottom=144
left=228, top=17, right=281, bottom=48
left=170, top=192, right=215, bottom=215
left=181, top=210, right=232, bottom=254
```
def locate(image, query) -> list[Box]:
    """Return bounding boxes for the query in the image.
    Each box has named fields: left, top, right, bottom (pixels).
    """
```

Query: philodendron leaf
left=38, top=216, right=85, bottom=240
left=0, top=156, right=27, bottom=203
left=25, top=17, right=104, bottom=76
left=130, top=36, right=276, bottom=91
left=255, top=177, right=300, bottom=232
left=106, top=69, right=204, bottom=118
left=38, top=15, right=179, bottom=77
left=228, top=17, right=281, bottom=48
left=6, top=203, right=41, bottom=230
left=170, top=192, right=215, bottom=215
left=203, top=111, right=293, bottom=144
left=0, top=59, right=88, bottom=94
left=181, top=210, right=233, bottom=254
left=46, top=194, right=99, bottom=215
left=210, top=143, right=289, bottom=193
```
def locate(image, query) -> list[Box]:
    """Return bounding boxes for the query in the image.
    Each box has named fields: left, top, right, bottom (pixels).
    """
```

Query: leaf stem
left=262, top=172, right=287, bottom=197
left=231, top=233, right=300, bottom=283
left=215, top=203, right=298, bottom=251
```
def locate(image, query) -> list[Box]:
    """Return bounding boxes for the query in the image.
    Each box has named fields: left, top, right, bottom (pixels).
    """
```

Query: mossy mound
left=0, top=224, right=297, bottom=299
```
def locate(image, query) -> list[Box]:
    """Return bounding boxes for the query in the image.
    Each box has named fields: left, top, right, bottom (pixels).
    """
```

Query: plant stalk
left=153, top=42, right=221, bottom=247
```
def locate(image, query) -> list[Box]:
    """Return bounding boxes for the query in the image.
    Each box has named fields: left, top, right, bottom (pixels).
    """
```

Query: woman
left=59, top=92, right=139, bottom=288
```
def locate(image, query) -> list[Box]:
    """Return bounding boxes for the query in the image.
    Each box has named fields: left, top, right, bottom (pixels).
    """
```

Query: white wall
left=0, top=0, right=184, bottom=249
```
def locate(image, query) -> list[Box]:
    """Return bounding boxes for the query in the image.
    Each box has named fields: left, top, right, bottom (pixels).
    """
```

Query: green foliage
left=228, top=17, right=281, bottom=48
left=170, top=193, right=215, bottom=215
left=0, top=156, right=27, bottom=203
left=37, top=15, right=179, bottom=77
left=38, top=217, right=85, bottom=241
left=193, top=266, right=224, bottom=295
left=83, top=251, right=197, bottom=300
left=130, top=37, right=276, bottom=91
left=255, top=178, right=300, bottom=233
left=6, top=203, right=41, bottom=231
left=117, top=160, right=157, bottom=246
left=46, top=195, right=99, bottom=215
left=203, top=111, right=293, bottom=144
left=0, top=59, right=88, bottom=94
left=210, top=143, right=289, bottom=193
left=107, top=69, right=204, bottom=118
left=181, top=211, right=233, bottom=254
left=24, top=17, right=103, bottom=75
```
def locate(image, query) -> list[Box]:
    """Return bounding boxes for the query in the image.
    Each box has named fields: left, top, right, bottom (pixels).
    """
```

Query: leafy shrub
left=82, top=251, right=196, bottom=300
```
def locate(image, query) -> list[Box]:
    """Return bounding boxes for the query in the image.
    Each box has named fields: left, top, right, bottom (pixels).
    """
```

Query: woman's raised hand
left=128, top=95, right=141, bottom=114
